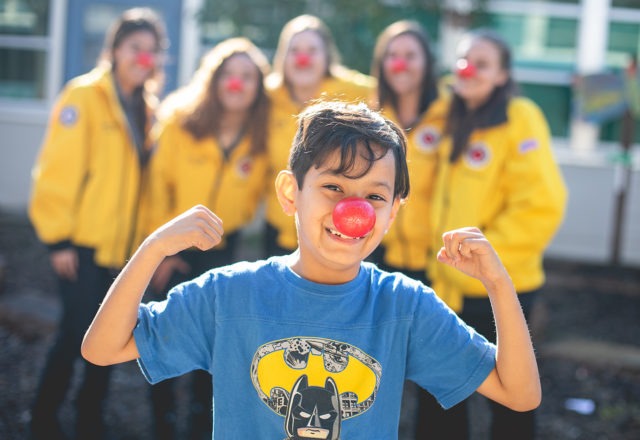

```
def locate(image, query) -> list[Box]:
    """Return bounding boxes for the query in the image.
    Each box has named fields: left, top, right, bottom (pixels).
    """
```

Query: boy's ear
left=275, top=170, right=297, bottom=216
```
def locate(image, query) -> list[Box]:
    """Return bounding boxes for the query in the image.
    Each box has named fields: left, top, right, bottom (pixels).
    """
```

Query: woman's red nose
left=225, top=77, right=244, bottom=92
left=332, top=197, right=376, bottom=238
left=294, top=52, right=311, bottom=68
left=136, top=52, right=155, bottom=68
left=390, top=58, right=408, bottom=73
left=455, top=59, right=476, bottom=79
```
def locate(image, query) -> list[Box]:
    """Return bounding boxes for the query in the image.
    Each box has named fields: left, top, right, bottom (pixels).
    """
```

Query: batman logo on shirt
left=250, top=337, right=381, bottom=438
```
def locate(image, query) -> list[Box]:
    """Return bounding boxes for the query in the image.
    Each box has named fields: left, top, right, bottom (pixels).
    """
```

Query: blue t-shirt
left=134, top=255, right=496, bottom=439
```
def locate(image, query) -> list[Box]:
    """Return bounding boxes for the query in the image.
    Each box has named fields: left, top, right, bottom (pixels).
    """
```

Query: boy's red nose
left=136, top=52, right=155, bottom=68
left=332, top=197, right=376, bottom=238
left=390, top=58, right=408, bottom=73
left=225, top=77, right=244, bottom=92
left=294, top=52, right=312, bottom=68
left=455, top=59, right=476, bottom=79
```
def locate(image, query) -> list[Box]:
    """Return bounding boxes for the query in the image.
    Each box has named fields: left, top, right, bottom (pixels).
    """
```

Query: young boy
left=82, top=101, right=540, bottom=439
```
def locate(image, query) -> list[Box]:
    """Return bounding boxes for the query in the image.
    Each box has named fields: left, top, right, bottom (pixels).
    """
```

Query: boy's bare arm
left=81, top=205, right=223, bottom=366
left=437, top=227, right=542, bottom=412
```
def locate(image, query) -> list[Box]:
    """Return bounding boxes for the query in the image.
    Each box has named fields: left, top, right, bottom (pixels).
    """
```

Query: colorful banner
left=573, top=72, right=629, bottom=124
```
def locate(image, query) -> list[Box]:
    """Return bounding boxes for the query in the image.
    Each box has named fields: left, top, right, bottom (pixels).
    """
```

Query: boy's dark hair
left=288, top=101, right=410, bottom=200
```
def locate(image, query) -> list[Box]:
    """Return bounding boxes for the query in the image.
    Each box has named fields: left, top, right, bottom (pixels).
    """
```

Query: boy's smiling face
left=276, top=143, right=401, bottom=284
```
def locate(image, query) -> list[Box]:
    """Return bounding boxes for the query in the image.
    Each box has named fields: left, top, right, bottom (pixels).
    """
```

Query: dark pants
left=264, top=222, right=295, bottom=258
left=414, top=290, right=539, bottom=440
left=30, top=247, right=114, bottom=440
left=148, top=234, right=238, bottom=440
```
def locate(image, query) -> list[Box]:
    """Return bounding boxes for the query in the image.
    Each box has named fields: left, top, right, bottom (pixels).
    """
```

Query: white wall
left=0, top=107, right=49, bottom=215
left=546, top=145, right=640, bottom=266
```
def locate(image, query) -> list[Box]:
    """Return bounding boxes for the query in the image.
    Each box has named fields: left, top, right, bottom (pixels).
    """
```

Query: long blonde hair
left=267, top=14, right=349, bottom=89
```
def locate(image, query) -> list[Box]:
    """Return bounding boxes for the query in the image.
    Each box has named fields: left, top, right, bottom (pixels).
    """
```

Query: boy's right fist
left=148, top=205, right=224, bottom=257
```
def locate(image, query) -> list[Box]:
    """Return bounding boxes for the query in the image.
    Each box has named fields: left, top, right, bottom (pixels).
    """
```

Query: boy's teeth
left=329, top=228, right=361, bottom=240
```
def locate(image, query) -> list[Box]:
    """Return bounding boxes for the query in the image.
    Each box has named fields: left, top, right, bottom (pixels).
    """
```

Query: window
left=0, top=0, right=50, bottom=100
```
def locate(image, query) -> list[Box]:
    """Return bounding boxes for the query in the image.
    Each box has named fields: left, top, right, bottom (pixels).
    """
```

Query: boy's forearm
left=485, top=276, right=542, bottom=410
left=81, top=238, right=165, bottom=366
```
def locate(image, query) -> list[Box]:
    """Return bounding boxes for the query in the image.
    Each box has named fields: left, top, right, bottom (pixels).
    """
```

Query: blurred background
left=0, top=0, right=639, bottom=439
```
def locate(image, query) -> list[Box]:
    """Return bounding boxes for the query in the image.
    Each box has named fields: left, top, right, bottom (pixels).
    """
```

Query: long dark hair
left=446, top=29, right=518, bottom=163
left=371, top=20, right=438, bottom=120
left=101, top=7, right=168, bottom=95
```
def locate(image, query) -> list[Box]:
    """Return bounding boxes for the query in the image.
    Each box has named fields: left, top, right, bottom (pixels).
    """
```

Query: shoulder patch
left=236, top=156, right=253, bottom=178
left=413, top=126, right=440, bottom=153
left=59, top=106, right=79, bottom=127
left=518, top=139, right=539, bottom=154
left=464, top=143, right=491, bottom=169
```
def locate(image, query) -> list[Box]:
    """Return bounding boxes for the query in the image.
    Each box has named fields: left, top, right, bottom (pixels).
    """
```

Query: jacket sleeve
left=483, top=98, right=568, bottom=259
left=28, top=84, right=92, bottom=248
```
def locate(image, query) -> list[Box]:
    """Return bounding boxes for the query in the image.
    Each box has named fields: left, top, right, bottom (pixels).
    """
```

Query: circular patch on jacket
left=413, top=126, right=439, bottom=153
left=236, top=156, right=253, bottom=178
left=464, top=143, right=491, bottom=169
left=59, top=106, right=78, bottom=126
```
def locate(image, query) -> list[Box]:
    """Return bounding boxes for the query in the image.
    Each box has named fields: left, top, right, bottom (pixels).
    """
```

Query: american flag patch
left=519, top=139, right=539, bottom=154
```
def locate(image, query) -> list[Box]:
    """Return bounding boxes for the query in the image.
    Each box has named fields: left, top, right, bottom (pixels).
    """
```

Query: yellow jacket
left=380, top=96, right=449, bottom=270
left=146, top=114, right=269, bottom=248
left=265, top=74, right=375, bottom=250
left=429, top=97, right=568, bottom=311
left=29, top=67, right=153, bottom=269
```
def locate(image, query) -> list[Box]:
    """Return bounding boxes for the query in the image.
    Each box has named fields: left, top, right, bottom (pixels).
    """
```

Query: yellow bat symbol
left=256, top=348, right=376, bottom=404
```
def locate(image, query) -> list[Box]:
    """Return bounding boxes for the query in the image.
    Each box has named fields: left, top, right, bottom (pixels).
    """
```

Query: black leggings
left=414, top=290, right=539, bottom=440
left=30, top=246, right=114, bottom=440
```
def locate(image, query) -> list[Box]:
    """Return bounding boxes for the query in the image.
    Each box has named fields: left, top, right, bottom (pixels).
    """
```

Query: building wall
left=547, top=146, right=640, bottom=265
left=0, top=108, right=48, bottom=214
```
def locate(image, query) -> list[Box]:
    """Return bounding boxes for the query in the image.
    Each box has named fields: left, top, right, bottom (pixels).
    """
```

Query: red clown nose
left=225, top=76, right=244, bottom=92
left=390, top=58, right=408, bottom=73
left=455, top=59, right=476, bottom=79
left=294, top=52, right=311, bottom=68
left=332, top=197, right=376, bottom=238
left=136, top=52, right=155, bottom=68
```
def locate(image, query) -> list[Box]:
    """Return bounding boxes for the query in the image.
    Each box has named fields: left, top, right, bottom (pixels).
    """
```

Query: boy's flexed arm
left=81, top=205, right=223, bottom=366
left=438, top=227, right=542, bottom=412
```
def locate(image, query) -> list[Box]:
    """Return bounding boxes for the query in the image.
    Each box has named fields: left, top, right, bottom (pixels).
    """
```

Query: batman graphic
left=251, top=337, right=382, bottom=438
left=285, top=375, right=341, bottom=439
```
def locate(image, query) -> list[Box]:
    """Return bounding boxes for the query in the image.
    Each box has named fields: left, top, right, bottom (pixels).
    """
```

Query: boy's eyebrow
left=368, top=180, right=394, bottom=192
left=319, top=169, right=394, bottom=192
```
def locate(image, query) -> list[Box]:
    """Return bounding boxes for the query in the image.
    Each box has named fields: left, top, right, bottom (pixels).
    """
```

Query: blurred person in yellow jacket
left=144, top=37, right=270, bottom=440
left=264, top=14, right=375, bottom=256
left=368, top=20, right=450, bottom=439
left=27, top=8, right=168, bottom=440
left=369, top=20, right=448, bottom=284
left=422, top=29, right=567, bottom=440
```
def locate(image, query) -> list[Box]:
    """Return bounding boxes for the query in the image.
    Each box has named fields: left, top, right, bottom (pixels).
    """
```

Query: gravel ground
left=1, top=209, right=639, bottom=439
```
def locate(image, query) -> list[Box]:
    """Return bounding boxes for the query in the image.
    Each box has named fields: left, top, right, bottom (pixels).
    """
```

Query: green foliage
left=198, top=0, right=467, bottom=73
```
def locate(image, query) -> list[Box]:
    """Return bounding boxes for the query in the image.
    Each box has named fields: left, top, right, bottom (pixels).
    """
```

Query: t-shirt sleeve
left=134, top=274, right=216, bottom=384
left=406, top=288, right=496, bottom=409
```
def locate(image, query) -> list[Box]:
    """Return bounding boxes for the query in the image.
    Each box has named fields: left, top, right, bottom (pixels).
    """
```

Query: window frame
left=0, top=0, right=66, bottom=119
